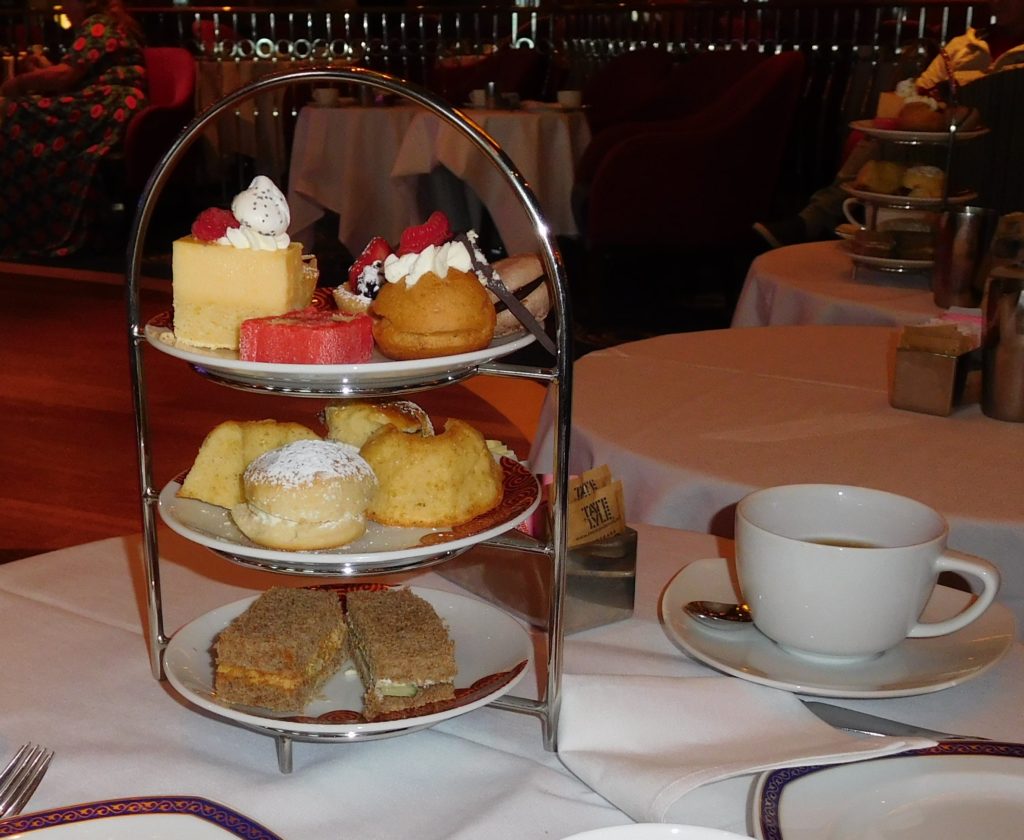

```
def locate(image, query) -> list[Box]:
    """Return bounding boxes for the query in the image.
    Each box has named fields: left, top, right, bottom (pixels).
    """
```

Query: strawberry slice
left=191, top=207, right=239, bottom=242
left=397, top=210, right=452, bottom=256
left=347, top=236, right=393, bottom=295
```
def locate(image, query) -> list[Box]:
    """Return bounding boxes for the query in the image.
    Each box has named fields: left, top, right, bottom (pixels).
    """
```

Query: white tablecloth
left=4, top=524, right=1023, bottom=838
left=287, top=103, right=590, bottom=255
left=732, top=241, right=944, bottom=327
left=531, top=326, right=1024, bottom=630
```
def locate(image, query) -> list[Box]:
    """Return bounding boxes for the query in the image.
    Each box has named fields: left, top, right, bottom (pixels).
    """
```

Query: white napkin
left=558, top=674, right=935, bottom=823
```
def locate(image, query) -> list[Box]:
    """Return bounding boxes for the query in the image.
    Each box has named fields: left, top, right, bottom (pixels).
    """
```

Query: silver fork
left=0, top=744, right=54, bottom=818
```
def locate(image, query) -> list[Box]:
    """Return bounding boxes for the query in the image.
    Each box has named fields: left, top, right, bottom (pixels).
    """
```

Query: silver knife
left=456, top=234, right=557, bottom=355
left=804, top=701, right=985, bottom=742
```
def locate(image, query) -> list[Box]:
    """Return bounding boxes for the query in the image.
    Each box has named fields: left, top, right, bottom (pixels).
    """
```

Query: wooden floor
left=0, top=269, right=544, bottom=564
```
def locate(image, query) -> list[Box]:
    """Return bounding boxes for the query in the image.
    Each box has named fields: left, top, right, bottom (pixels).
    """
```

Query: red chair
left=122, top=47, right=196, bottom=196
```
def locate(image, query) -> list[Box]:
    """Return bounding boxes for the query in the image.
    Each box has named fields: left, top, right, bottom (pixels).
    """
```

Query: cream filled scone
left=370, top=212, right=496, bottom=360
left=323, top=400, right=434, bottom=448
left=172, top=177, right=318, bottom=351
left=231, top=439, right=377, bottom=550
left=359, top=418, right=503, bottom=528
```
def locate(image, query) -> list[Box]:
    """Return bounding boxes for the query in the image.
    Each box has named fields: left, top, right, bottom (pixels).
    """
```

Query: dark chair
left=122, top=47, right=196, bottom=197
left=581, top=48, right=677, bottom=134
left=575, top=51, right=806, bottom=330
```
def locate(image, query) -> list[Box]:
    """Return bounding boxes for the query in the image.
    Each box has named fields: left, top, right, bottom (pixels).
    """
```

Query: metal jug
left=982, top=266, right=1024, bottom=422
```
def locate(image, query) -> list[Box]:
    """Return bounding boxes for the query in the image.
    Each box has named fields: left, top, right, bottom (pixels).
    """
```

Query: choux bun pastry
left=371, top=269, right=496, bottom=360
left=231, top=439, right=377, bottom=550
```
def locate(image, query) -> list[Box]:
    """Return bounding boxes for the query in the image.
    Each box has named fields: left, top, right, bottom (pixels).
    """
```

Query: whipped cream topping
left=383, top=236, right=486, bottom=287
left=220, top=176, right=292, bottom=250
left=894, top=78, right=917, bottom=98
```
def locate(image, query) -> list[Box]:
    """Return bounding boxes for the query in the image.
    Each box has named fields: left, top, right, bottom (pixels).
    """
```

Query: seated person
left=0, top=0, right=147, bottom=258
left=755, top=0, right=1024, bottom=249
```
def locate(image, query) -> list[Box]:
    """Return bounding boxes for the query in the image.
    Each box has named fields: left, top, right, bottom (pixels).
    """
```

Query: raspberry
left=347, top=236, right=393, bottom=295
left=397, top=210, right=452, bottom=256
left=191, top=207, right=239, bottom=242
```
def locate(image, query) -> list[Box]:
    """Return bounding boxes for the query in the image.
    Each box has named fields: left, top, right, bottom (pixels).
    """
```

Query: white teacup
left=312, top=87, right=340, bottom=107
left=557, top=89, right=582, bottom=109
left=842, top=198, right=935, bottom=231
left=468, top=88, right=487, bottom=107
left=735, top=484, right=1000, bottom=661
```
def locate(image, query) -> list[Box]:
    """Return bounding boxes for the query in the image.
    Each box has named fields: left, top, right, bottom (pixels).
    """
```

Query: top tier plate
left=849, top=118, right=989, bottom=143
left=145, top=310, right=535, bottom=396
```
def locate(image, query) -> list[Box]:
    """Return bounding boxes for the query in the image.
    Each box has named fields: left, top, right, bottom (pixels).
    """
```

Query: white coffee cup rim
left=737, top=483, right=948, bottom=548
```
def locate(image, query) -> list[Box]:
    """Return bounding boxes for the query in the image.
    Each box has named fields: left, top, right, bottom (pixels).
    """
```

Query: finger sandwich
left=214, top=587, right=348, bottom=712
left=345, top=588, right=457, bottom=720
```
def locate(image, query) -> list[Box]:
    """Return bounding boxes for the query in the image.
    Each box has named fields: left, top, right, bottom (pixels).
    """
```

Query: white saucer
left=660, top=558, right=1014, bottom=698
left=849, top=118, right=989, bottom=143
left=753, top=740, right=1024, bottom=839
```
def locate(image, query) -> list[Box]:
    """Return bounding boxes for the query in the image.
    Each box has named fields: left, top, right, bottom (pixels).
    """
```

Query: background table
left=4, top=523, right=1023, bottom=839
left=531, top=326, right=1024, bottom=629
left=732, top=241, right=946, bottom=327
left=287, top=103, right=590, bottom=256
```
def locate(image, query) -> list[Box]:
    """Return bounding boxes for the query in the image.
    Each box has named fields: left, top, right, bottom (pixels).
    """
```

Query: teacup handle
left=908, top=550, right=1000, bottom=638
left=842, top=197, right=864, bottom=228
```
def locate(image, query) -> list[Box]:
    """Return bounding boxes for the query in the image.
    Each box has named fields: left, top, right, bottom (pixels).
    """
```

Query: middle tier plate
left=158, top=457, right=541, bottom=574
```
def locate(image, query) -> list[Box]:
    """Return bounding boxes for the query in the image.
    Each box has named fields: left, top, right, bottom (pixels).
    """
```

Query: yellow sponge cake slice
left=178, top=419, right=320, bottom=509
left=171, top=238, right=317, bottom=350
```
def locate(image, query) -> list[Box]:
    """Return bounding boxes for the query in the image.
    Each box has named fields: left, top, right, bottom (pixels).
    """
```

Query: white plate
left=752, top=741, right=1024, bottom=839
left=562, top=825, right=753, bottom=840
left=849, top=252, right=934, bottom=272
left=145, top=310, right=535, bottom=394
left=660, top=558, right=1014, bottom=698
left=849, top=118, right=989, bottom=143
left=840, top=181, right=976, bottom=209
left=0, top=796, right=282, bottom=838
left=163, top=586, right=531, bottom=737
left=159, top=457, right=540, bottom=574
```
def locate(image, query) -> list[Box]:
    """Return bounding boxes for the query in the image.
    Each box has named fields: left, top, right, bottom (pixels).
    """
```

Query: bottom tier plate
left=163, top=585, right=531, bottom=739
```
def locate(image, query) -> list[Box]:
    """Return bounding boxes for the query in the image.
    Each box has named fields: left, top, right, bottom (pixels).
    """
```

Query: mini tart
left=370, top=269, right=496, bottom=360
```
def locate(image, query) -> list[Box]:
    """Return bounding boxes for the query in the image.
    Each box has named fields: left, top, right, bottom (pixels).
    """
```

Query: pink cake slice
left=239, top=308, right=374, bottom=364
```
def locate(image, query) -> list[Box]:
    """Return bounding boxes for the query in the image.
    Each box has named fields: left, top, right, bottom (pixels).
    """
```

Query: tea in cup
left=735, top=484, right=999, bottom=660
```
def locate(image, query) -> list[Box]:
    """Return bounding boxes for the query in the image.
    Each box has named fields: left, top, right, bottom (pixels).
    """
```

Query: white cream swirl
left=221, top=176, right=292, bottom=250
left=383, top=238, right=484, bottom=287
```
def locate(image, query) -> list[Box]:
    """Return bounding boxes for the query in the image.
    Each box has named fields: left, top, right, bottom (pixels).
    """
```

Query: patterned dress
left=0, top=14, right=147, bottom=257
